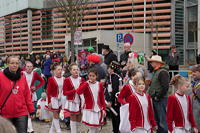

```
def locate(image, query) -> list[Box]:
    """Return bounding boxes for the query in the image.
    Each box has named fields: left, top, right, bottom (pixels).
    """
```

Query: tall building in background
left=0, top=0, right=183, bottom=64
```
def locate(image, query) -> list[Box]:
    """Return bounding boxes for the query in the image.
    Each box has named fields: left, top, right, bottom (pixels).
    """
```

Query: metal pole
left=144, top=0, right=146, bottom=54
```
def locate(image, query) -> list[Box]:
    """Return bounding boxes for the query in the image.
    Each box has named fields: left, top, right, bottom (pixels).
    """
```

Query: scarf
left=3, top=67, right=21, bottom=81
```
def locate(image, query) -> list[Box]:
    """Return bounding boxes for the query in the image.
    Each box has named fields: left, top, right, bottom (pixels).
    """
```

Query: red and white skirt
left=46, top=97, right=62, bottom=111
left=64, top=100, right=81, bottom=114
left=82, top=109, right=104, bottom=127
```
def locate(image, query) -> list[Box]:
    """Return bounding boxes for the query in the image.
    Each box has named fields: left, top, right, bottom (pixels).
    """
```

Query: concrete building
left=0, top=0, right=173, bottom=63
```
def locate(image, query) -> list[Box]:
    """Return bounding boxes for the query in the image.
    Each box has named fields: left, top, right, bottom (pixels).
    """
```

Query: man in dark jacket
left=120, top=43, right=132, bottom=68
left=148, top=55, right=170, bottom=133
left=102, top=45, right=118, bottom=66
left=167, top=45, right=179, bottom=77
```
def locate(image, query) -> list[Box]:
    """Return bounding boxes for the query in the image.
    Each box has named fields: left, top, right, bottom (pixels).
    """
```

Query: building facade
left=0, top=0, right=172, bottom=62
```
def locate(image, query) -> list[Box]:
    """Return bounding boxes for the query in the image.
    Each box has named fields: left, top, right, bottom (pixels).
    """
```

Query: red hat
left=87, top=54, right=101, bottom=63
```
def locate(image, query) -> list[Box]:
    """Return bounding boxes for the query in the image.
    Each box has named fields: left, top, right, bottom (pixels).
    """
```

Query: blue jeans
left=153, top=98, right=168, bottom=133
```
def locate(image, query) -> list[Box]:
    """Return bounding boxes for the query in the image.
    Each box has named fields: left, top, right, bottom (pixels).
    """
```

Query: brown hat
left=148, top=55, right=164, bottom=64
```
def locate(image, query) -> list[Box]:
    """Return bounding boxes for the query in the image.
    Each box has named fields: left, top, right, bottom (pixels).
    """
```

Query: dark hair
left=133, top=77, right=145, bottom=85
left=128, top=68, right=137, bottom=78
left=69, top=63, right=78, bottom=71
left=51, top=62, right=61, bottom=71
left=88, top=68, right=98, bottom=76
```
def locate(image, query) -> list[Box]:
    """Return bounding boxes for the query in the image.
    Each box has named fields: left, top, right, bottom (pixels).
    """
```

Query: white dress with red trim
left=82, top=82, right=104, bottom=127
left=64, top=76, right=81, bottom=113
left=23, top=71, right=37, bottom=102
left=132, top=92, right=151, bottom=133
left=51, top=76, right=65, bottom=110
left=174, top=93, right=191, bottom=133
left=37, top=98, right=50, bottom=120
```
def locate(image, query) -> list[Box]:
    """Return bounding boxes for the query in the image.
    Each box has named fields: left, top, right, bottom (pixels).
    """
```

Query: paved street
left=32, top=119, right=112, bottom=133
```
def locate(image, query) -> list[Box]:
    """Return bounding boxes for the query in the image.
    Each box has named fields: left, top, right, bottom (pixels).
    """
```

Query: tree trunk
left=71, top=30, right=75, bottom=62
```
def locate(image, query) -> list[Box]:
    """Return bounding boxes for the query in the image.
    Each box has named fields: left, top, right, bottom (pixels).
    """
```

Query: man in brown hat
left=148, top=55, right=170, bottom=133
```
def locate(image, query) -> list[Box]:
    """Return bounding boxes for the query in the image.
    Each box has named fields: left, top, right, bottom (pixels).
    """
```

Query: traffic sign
left=116, top=33, right=123, bottom=43
left=124, top=33, right=134, bottom=45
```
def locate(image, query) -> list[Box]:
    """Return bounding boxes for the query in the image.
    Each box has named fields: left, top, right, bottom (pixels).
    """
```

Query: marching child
left=37, top=92, right=50, bottom=121
left=76, top=68, right=106, bottom=133
left=23, top=61, right=45, bottom=133
left=118, top=68, right=142, bottom=105
left=128, top=77, right=157, bottom=133
left=63, top=63, right=85, bottom=133
left=47, top=63, right=65, bottom=133
left=167, top=75, right=198, bottom=133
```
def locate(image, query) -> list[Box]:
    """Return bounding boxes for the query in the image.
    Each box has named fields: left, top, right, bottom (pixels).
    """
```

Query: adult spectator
left=87, top=54, right=106, bottom=82
left=0, top=55, right=35, bottom=133
left=120, top=43, right=132, bottom=68
left=190, top=64, right=200, bottom=131
left=148, top=55, right=170, bottom=133
left=167, top=45, right=179, bottom=77
left=102, top=45, right=118, bottom=66
left=42, top=54, right=52, bottom=81
left=196, top=53, right=200, bottom=64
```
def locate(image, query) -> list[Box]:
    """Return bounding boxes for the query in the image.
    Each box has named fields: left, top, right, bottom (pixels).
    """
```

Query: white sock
left=70, top=120, right=77, bottom=133
left=27, top=117, right=33, bottom=132
left=49, top=120, right=55, bottom=133
left=89, top=127, right=99, bottom=133
left=53, top=118, right=61, bottom=133
left=77, top=122, right=81, bottom=133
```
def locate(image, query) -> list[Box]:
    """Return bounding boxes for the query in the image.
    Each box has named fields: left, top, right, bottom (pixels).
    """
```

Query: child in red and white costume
left=23, top=61, right=45, bottom=102
left=128, top=77, right=157, bottom=133
left=63, top=63, right=85, bottom=133
left=37, top=92, right=50, bottom=121
left=76, top=68, right=106, bottom=133
left=167, top=75, right=198, bottom=133
left=118, top=69, right=142, bottom=105
left=47, top=63, right=65, bottom=133
left=23, top=61, right=45, bottom=133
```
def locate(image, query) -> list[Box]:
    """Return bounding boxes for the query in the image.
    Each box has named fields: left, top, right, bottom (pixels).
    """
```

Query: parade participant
left=118, top=68, right=142, bottom=104
left=36, top=92, right=50, bottom=122
left=63, top=63, right=85, bottom=133
left=105, top=61, right=122, bottom=133
left=190, top=64, right=200, bottom=131
left=148, top=55, right=169, bottom=133
left=76, top=68, right=106, bottom=133
left=23, top=61, right=45, bottom=133
left=87, top=54, right=106, bottom=82
left=128, top=77, right=157, bottom=133
left=47, top=63, right=65, bottom=133
left=167, top=75, right=198, bottom=133
left=23, top=61, right=45, bottom=102
left=0, top=55, right=34, bottom=133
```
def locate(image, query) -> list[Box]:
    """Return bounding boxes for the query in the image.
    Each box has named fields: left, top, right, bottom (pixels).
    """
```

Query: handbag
left=119, top=104, right=132, bottom=133
left=0, top=81, right=16, bottom=115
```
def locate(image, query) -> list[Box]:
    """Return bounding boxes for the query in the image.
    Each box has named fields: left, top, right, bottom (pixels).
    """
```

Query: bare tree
left=54, top=0, right=91, bottom=62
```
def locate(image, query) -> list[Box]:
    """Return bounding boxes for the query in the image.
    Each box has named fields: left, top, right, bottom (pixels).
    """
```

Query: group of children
left=27, top=60, right=199, bottom=133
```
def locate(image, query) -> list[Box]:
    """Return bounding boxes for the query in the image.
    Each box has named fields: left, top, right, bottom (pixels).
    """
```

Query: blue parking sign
left=116, top=33, right=123, bottom=43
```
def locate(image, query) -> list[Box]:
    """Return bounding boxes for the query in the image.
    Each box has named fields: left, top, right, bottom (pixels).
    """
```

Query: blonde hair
left=0, top=117, right=16, bottom=133
left=6, top=55, right=19, bottom=64
left=170, top=75, right=186, bottom=88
